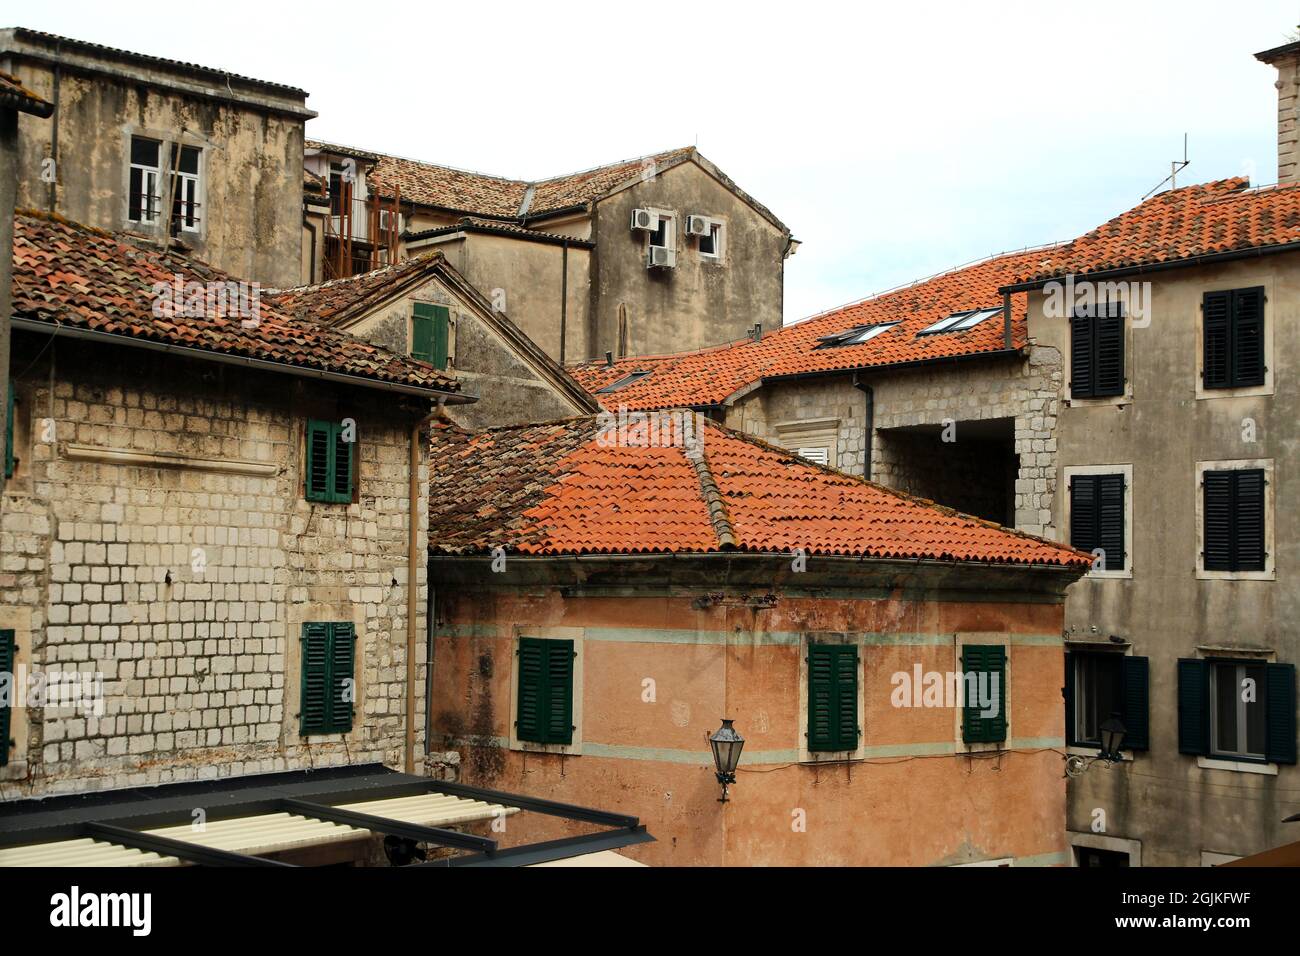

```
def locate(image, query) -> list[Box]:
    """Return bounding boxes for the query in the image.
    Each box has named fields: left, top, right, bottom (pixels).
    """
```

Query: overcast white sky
left=13, top=1, right=1300, bottom=322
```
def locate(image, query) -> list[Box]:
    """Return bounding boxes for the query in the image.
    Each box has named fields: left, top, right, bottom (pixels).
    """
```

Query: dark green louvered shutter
left=1233, top=469, right=1266, bottom=572
left=300, top=622, right=331, bottom=734
left=1121, top=656, right=1149, bottom=751
left=413, top=303, right=450, bottom=370
left=962, top=644, right=1007, bottom=744
left=1063, top=652, right=1076, bottom=747
left=1202, top=291, right=1232, bottom=389
left=516, top=638, right=574, bottom=745
left=1203, top=469, right=1265, bottom=572
left=0, top=629, right=14, bottom=766
left=807, top=644, right=859, bottom=752
left=431, top=305, right=450, bottom=370
left=332, top=426, right=354, bottom=503
left=1177, top=658, right=1210, bottom=755
left=1070, top=314, right=1094, bottom=398
left=1265, top=663, right=1296, bottom=765
left=1070, top=474, right=1125, bottom=571
left=4, top=381, right=14, bottom=479
left=328, top=622, right=356, bottom=733
left=1232, top=287, right=1265, bottom=387
left=305, top=420, right=354, bottom=504
left=1093, top=309, right=1125, bottom=397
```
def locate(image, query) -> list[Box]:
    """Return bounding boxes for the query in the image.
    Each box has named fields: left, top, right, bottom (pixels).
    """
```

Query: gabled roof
left=569, top=246, right=1047, bottom=411
left=427, top=414, right=1092, bottom=569
left=0, top=68, right=52, bottom=116
left=404, top=216, right=595, bottom=249
left=1001, top=177, right=1300, bottom=289
left=11, top=211, right=461, bottom=396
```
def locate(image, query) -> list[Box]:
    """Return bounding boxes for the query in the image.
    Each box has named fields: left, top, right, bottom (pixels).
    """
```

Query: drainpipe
left=406, top=403, right=440, bottom=774
left=303, top=215, right=318, bottom=285
left=47, top=42, right=62, bottom=213
left=853, top=373, right=874, bottom=481
left=1002, top=292, right=1013, bottom=350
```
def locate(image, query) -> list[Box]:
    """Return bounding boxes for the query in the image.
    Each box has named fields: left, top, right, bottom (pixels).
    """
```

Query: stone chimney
left=1257, top=37, right=1300, bottom=184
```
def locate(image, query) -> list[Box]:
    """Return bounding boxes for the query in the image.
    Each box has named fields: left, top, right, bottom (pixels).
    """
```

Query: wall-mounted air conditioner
left=631, top=208, right=658, bottom=231
left=648, top=246, right=676, bottom=269
left=685, top=215, right=712, bottom=236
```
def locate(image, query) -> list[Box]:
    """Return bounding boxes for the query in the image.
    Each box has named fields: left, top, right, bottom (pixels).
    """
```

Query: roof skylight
left=814, top=322, right=901, bottom=349
left=918, top=307, right=1002, bottom=335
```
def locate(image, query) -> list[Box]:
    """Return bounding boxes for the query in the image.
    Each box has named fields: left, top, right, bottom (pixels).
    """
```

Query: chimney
left=749, top=323, right=762, bottom=343
left=1257, top=35, right=1300, bottom=184
left=604, top=350, right=614, bottom=367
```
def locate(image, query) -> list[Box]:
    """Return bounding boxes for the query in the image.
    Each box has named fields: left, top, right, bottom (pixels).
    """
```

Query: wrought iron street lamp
left=709, top=718, right=745, bottom=803
left=1098, top=713, right=1127, bottom=762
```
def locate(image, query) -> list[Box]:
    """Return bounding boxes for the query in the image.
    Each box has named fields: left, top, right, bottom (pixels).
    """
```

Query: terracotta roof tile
left=265, top=254, right=441, bottom=325
left=11, top=211, right=458, bottom=393
left=0, top=68, right=53, bottom=117
left=429, top=415, right=1092, bottom=570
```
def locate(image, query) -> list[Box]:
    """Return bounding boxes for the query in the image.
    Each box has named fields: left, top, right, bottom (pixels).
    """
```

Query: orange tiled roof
left=12, top=211, right=459, bottom=394
left=570, top=246, right=1048, bottom=411
left=428, top=415, right=1092, bottom=569
left=0, top=68, right=53, bottom=117
left=265, top=253, right=441, bottom=325
left=405, top=216, right=595, bottom=248
left=1004, top=177, right=1300, bottom=286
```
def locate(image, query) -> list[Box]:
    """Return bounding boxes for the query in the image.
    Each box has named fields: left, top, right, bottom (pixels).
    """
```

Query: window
left=0, top=629, right=13, bottom=766
left=4, top=381, right=15, bottom=480
left=814, top=322, right=900, bottom=349
left=1069, top=302, right=1124, bottom=399
left=169, top=143, right=202, bottom=234
left=1065, top=652, right=1148, bottom=750
left=807, top=643, right=859, bottom=752
left=305, top=419, right=355, bottom=504
left=919, top=307, right=1002, bottom=335
left=796, top=446, right=830, bottom=466
left=775, top=419, right=840, bottom=469
left=648, top=213, right=673, bottom=252
left=1179, top=658, right=1295, bottom=764
left=1203, top=288, right=1264, bottom=390
left=1069, top=472, right=1126, bottom=572
left=128, top=136, right=162, bottom=225
left=595, top=370, right=653, bottom=393
left=1202, top=468, right=1265, bottom=572
left=516, top=637, right=574, bottom=745
left=411, top=303, right=450, bottom=370
left=961, top=644, right=1007, bottom=744
left=698, top=220, right=723, bottom=260
left=300, top=622, right=356, bottom=735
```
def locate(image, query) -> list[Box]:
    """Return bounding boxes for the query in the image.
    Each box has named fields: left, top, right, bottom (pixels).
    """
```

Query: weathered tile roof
left=0, top=68, right=53, bottom=116
left=428, top=415, right=1093, bottom=569
left=570, top=246, right=1048, bottom=410
left=405, top=216, right=595, bottom=248
left=1003, top=177, right=1300, bottom=287
left=265, top=254, right=440, bottom=325
left=11, top=211, right=459, bottom=394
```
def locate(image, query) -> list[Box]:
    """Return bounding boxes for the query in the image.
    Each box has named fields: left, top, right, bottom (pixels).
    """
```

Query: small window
left=1069, top=472, right=1126, bottom=572
left=648, top=213, right=674, bottom=252
left=128, top=136, right=162, bottom=225
left=807, top=643, right=859, bottom=752
left=305, top=419, right=355, bottom=504
left=516, top=637, right=574, bottom=745
left=1203, top=288, right=1264, bottom=390
left=595, top=370, right=653, bottom=393
left=1178, top=658, right=1295, bottom=764
left=300, top=622, right=356, bottom=735
left=1070, top=302, right=1124, bottom=399
left=169, top=144, right=202, bottom=235
left=412, top=303, right=450, bottom=370
left=698, top=221, right=723, bottom=260
left=1202, top=468, right=1265, bottom=572
left=961, top=644, right=1007, bottom=744
left=1066, top=652, right=1148, bottom=750
left=919, top=307, right=1002, bottom=335
left=814, top=322, right=900, bottom=349
left=796, top=446, right=830, bottom=466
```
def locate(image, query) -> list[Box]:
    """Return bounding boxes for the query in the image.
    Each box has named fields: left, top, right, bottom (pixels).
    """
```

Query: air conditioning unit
left=685, top=215, right=712, bottom=237
left=631, top=208, right=658, bottom=231
left=647, top=246, right=676, bottom=269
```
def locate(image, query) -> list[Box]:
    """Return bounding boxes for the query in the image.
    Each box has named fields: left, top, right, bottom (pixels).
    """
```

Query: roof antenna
left=1142, top=133, right=1190, bottom=200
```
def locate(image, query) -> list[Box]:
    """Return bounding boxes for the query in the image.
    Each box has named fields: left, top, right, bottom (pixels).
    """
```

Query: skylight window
left=815, top=322, right=900, bottom=349
left=919, top=307, right=1002, bottom=335
left=595, top=370, right=653, bottom=393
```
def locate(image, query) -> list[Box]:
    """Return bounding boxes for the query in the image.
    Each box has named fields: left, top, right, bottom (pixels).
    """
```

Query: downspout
left=47, top=41, right=62, bottom=213
left=303, top=215, right=318, bottom=285
left=852, top=373, right=874, bottom=481
left=1002, top=291, right=1013, bottom=350
left=559, top=240, right=569, bottom=364
left=406, top=402, right=440, bottom=774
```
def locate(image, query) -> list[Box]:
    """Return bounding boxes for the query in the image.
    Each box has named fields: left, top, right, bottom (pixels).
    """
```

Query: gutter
left=11, top=316, right=475, bottom=402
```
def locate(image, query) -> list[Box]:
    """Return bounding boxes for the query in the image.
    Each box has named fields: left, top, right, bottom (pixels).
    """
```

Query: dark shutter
left=1177, top=658, right=1210, bottom=755
left=300, top=622, right=331, bottom=735
left=1203, top=469, right=1265, bottom=573
left=1202, top=291, right=1231, bottom=389
left=1233, top=469, right=1266, bottom=572
left=962, top=644, right=1007, bottom=744
left=516, top=638, right=574, bottom=745
left=807, top=643, right=859, bottom=753
left=516, top=638, right=544, bottom=742
left=1063, top=651, right=1076, bottom=747
left=1121, top=656, right=1149, bottom=751
left=1232, top=287, right=1265, bottom=387
left=1265, top=663, right=1296, bottom=765
left=1070, top=314, right=1094, bottom=399
left=431, top=305, right=451, bottom=371
left=1202, top=471, right=1234, bottom=571
left=545, top=639, right=575, bottom=745
left=305, top=420, right=333, bottom=502
left=332, top=426, right=354, bottom=503
left=411, top=305, right=435, bottom=363
left=329, top=622, right=356, bottom=734
left=4, top=381, right=14, bottom=479
left=1069, top=474, right=1097, bottom=555
left=0, top=629, right=14, bottom=766
left=1093, top=311, right=1125, bottom=397
left=1070, top=474, right=1125, bottom=571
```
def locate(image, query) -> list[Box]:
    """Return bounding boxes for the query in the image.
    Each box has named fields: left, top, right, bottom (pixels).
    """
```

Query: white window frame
left=645, top=209, right=675, bottom=255
left=128, top=135, right=162, bottom=227
left=1194, top=458, right=1275, bottom=581
left=773, top=418, right=840, bottom=469
left=1195, top=276, right=1274, bottom=401
left=1207, top=660, right=1269, bottom=761
left=170, top=143, right=203, bottom=235
left=697, top=218, right=725, bottom=261
left=1061, top=463, right=1133, bottom=579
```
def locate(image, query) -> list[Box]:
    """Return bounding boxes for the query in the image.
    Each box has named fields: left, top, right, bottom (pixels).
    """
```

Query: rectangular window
left=1202, top=468, right=1265, bottom=572
left=961, top=644, right=1007, bottom=744
left=698, top=221, right=723, bottom=259
left=806, top=643, right=859, bottom=752
left=411, top=303, right=450, bottom=370
left=1203, top=288, right=1265, bottom=389
left=128, top=136, right=162, bottom=225
left=1070, top=303, right=1124, bottom=399
left=516, top=637, right=574, bottom=745
left=300, top=622, right=356, bottom=735
left=169, top=143, right=202, bottom=234
left=305, top=419, right=355, bottom=504
left=1179, top=658, right=1295, bottom=764
left=648, top=214, right=672, bottom=251
left=1069, top=472, right=1126, bottom=572
left=1065, top=652, right=1148, bottom=750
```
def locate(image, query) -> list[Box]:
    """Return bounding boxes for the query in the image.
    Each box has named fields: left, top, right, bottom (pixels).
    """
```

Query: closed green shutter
left=412, top=303, right=450, bottom=370
left=1063, top=652, right=1076, bottom=747
left=1121, top=656, right=1149, bottom=751
left=1070, top=473, right=1126, bottom=571
left=516, top=637, right=574, bottom=745
left=1203, top=469, right=1265, bottom=572
left=4, top=381, right=14, bottom=479
left=806, top=643, right=859, bottom=752
left=305, top=419, right=354, bottom=504
left=300, top=622, right=356, bottom=735
left=962, top=644, right=1007, bottom=744
left=1177, top=658, right=1210, bottom=755
left=1232, top=287, right=1266, bottom=387
left=1070, top=305, right=1124, bottom=399
left=1265, top=663, right=1296, bottom=765
left=0, top=629, right=14, bottom=766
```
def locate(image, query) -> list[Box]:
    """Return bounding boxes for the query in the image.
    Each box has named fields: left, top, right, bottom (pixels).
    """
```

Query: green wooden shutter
left=516, top=637, right=574, bottom=745
left=1069, top=475, right=1097, bottom=556
left=431, top=305, right=450, bottom=371
left=516, top=638, right=544, bottom=742
left=411, top=305, right=435, bottom=363
left=1231, top=287, right=1265, bottom=388
left=332, top=424, right=354, bottom=503
left=1233, top=469, right=1266, bottom=572
left=1202, top=291, right=1232, bottom=389
left=0, top=629, right=14, bottom=766
left=1121, top=655, right=1149, bottom=751
left=4, top=381, right=14, bottom=479
left=328, top=622, right=356, bottom=734
left=1097, top=474, right=1126, bottom=572
left=962, top=644, right=1007, bottom=744
left=300, top=622, right=331, bottom=734
left=1177, top=658, right=1210, bottom=755
left=544, top=639, right=575, bottom=745
left=807, top=644, right=859, bottom=753
left=1265, top=663, right=1296, bottom=765
left=1063, top=651, right=1076, bottom=747
left=305, top=420, right=333, bottom=502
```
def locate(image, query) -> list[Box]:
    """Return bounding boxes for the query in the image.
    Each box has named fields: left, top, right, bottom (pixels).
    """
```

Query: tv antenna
left=1142, top=133, right=1190, bottom=199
